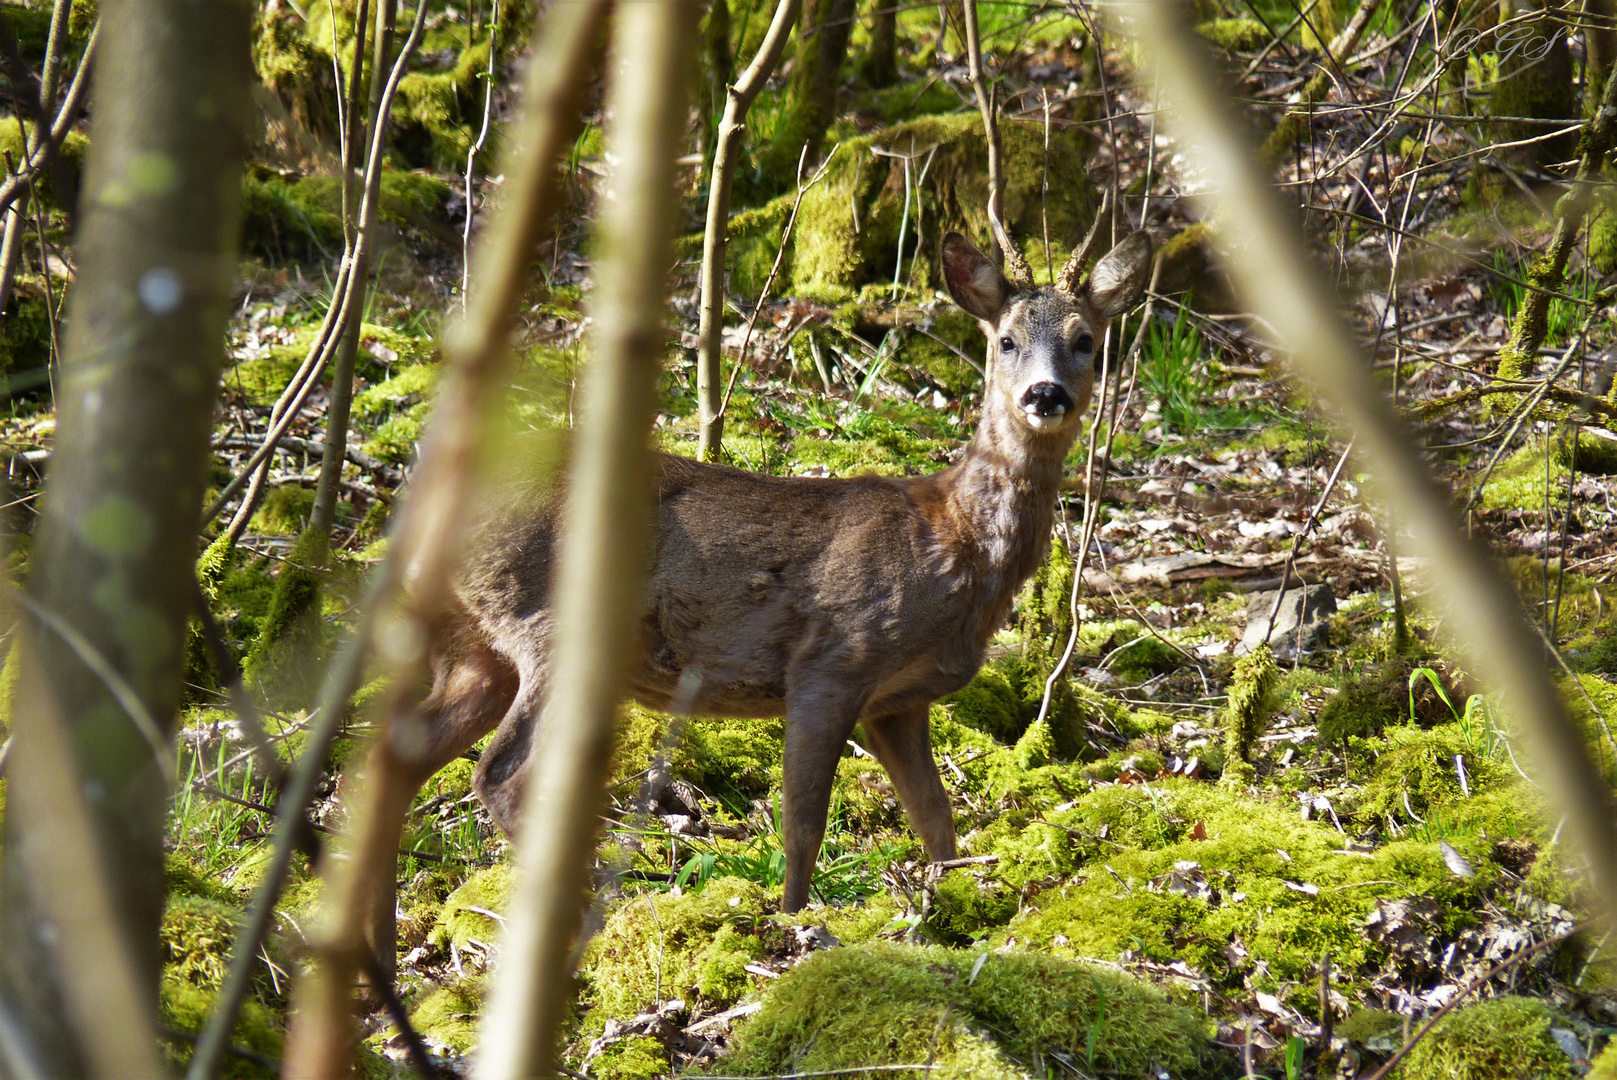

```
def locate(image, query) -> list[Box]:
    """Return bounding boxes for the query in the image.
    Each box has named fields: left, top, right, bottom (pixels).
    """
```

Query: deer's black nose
left=1020, top=382, right=1074, bottom=417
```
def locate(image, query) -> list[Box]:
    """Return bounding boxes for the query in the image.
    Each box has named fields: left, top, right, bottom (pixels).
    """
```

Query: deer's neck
left=933, top=396, right=1075, bottom=621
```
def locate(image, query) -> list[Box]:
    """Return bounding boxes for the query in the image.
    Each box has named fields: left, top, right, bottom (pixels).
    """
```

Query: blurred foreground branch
left=474, top=2, right=700, bottom=1076
left=0, top=0, right=252, bottom=1073
left=195, top=3, right=612, bottom=1077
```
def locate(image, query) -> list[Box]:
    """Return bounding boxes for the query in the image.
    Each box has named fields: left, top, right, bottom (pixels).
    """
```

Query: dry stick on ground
left=1124, top=0, right=1617, bottom=927
left=189, top=5, right=612, bottom=1077
left=1495, top=56, right=1617, bottom=382
left=0, top=0, right=253, bottom=1072
left=696, top=0, right=801, bottom=461
left=472, top=3, right=700, bottom=1077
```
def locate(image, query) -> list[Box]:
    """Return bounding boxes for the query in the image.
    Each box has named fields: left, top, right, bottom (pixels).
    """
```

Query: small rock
left=1236, top=583, right=1336, bottom=659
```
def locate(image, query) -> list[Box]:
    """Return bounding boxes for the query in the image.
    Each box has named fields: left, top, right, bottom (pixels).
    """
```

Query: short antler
left=1056, top=188, right=1113, bottom=297
left=986, top=186, right=1034, bottom=291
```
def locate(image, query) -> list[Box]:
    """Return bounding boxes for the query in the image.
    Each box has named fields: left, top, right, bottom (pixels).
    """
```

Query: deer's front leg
left=781, top=678, right=864, bottom=912
left=862, top=704, right=957, bottom=863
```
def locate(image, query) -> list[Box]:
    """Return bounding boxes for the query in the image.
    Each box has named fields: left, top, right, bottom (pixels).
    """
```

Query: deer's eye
left=999, top=336, right=1016, bottom=353
left=1074, top=333, right=1095, bottom=354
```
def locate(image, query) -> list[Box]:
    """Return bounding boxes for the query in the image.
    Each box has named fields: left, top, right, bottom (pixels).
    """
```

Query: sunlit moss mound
left=581, top=877, right=782, bottom=1021
left=159, top=886, right=285, bottom=1079
left=716, top=942, right=1220, bottom=1079
left=411, top=975, right=485, bottom=1056
left=1196, top=17, right=1268, bottom=50
left=1393, top=995, right=1575, bottom=1080
left=712, top=112, right=1097, bottom=302
left=160, top=979, right=282, bottom=1080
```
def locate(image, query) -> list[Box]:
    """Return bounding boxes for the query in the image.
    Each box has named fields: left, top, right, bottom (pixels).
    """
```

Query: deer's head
left=941, top=227, right=1153, bottom=436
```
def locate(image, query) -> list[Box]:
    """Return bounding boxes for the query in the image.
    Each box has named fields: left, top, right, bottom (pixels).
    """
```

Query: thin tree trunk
left=473, top=2, right=700, bottom=1076
left=313, top=0, right=398, bottom=537
left=697, top=0, right=802, bottom=460
left=0, top=0, right=252, bottom=1073
left=754, top=0, right=856, bottom=190
left=860, top=0, right=898, bottom=87
left=699, top=0, right=733, bottom=165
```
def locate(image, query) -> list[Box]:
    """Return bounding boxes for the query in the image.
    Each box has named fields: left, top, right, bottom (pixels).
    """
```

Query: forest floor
left=2, top=1, right=1617, bottom=1078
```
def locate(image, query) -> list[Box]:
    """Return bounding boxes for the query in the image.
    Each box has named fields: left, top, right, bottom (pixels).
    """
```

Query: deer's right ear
left=941, top=232, right=1011, bottom=322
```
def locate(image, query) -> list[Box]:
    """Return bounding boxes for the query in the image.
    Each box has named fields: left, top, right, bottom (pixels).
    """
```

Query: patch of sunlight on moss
left=1352, top=722, right=1520, bottom=828
left=354, top=360, right=438, bottom=417
left=678, top=716, right=785, bottom=803
left=590, top=1033, right=670, bottom=1080
left=996, top=779, right=1475, bottom=998
left=432, top=864, right=514, bottom=955
left=580, top=877, right=779, bottom=1023
left=1393, top=995, right=1575, bottom=1080
left=1476, top=439, right=1565, bottom=511
left=715, top=942, right=1220, bottom=1079
left=410, top=975, right=485, bottom=1056
left=225, top=327, right=322, bottom=405
left=361, top=402, right=430, bottom=464
left=160, top=978, right=282, bottom=1079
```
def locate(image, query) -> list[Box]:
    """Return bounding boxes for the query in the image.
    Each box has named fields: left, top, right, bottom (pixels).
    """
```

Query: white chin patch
left=1022, top=408, right=1066, bottom=430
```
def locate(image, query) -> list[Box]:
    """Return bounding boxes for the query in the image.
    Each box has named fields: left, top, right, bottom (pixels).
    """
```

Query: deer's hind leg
left=862, top=704, right=957, bottom=863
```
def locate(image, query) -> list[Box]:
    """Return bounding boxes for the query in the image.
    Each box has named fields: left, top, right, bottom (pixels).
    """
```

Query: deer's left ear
left=1087, top=232, right=1154, bottom=320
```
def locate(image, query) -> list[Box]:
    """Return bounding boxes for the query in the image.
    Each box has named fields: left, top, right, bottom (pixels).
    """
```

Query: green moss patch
left=718, top=942, right=1220, bottom=1079
left=580, top=877, right=782, bottom=1023
left=1393, top=995, right=1575, bottom=1080
left=711, top=112, right=1097, bottom=302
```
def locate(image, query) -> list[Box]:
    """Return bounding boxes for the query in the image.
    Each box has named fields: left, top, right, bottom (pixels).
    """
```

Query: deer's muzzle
left=1019, top=382, right=1075, bottom=428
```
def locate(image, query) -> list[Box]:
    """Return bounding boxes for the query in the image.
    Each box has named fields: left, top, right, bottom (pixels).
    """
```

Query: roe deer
left=375, top=227, right=1152, bottom=928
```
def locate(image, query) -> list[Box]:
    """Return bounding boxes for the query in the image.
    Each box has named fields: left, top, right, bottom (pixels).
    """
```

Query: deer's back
left=457, top=451, right=997, bottom=718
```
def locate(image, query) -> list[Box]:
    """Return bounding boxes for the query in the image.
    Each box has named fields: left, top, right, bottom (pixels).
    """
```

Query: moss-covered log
left=707, top=111, right=1097, bottom=301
